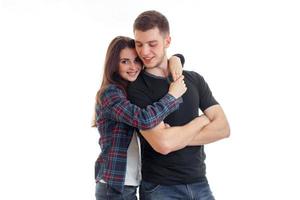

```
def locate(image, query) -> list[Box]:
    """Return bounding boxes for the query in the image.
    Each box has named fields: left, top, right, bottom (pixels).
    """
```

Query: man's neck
left=145, top=58, right=169, bottom=78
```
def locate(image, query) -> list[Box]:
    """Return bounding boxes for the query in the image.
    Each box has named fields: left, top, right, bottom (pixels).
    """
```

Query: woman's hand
left=169, top=56, right=183, bottom=81
left=168, top=75, right=187, bottom=99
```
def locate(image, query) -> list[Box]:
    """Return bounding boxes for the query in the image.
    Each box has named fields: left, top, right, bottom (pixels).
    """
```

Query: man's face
left=134, top=27, right=170, bottom=69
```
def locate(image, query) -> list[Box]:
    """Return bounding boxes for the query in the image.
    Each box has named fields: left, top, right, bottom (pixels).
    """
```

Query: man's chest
left=144, top=78, right=200, bottom=125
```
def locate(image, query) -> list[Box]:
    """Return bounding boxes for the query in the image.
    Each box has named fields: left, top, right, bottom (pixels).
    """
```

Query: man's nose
left=140, top=45, right=150, bottom=56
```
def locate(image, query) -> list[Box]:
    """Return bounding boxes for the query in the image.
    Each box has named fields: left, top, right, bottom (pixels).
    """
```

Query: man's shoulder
left=183, top=69, right=199, bottom=75
left=183, top=70, right=204, bottom=82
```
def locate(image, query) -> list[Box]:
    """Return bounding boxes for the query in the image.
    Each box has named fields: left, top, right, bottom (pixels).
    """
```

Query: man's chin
left=142, top=59, right=157, bottom=68
left=144, top=63, right=157, bottom=69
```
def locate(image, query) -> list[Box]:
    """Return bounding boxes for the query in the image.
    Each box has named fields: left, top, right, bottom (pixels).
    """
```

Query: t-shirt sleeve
left=192, top=72, right=219, bottom=111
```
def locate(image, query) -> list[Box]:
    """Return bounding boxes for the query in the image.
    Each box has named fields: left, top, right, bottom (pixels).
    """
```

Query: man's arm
left=139, top=86, right=230, bottom=153
left=189, top=105, right=230, bottom=145
left=140, top=115, right=210, bottom=155
left=140, top=105, right=230, bottom=155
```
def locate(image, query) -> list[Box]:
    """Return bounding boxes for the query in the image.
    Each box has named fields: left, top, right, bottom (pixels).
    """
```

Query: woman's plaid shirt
left=95, top=84, right=182, bottom=192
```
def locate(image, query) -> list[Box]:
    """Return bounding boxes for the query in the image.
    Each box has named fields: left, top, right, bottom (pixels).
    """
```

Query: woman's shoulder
left=104, top=84, right=124, bottom=93
left=101, top=84, right=126, bottom=99
left=97, top=84, right=126, bottom=108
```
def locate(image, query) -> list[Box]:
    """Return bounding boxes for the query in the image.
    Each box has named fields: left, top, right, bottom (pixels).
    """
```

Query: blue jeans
left=140, top=179, right=215, bottom=200
left=95, top=182, right=138, bottom=200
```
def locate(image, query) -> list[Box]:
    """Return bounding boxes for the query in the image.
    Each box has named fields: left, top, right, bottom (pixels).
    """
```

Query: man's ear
left=165, top=35, right=171, bottom=48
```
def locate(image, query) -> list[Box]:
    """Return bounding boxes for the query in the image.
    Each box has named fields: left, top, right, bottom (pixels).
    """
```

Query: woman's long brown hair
left=92, top=36, right=136, bottom=127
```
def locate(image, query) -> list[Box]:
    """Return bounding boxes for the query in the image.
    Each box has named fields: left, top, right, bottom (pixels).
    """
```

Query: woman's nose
left=129, top=61, right=139, bottom=70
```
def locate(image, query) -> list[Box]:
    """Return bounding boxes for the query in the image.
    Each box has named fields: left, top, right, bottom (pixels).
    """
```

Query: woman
left=93, top=36, right=208, bottom=199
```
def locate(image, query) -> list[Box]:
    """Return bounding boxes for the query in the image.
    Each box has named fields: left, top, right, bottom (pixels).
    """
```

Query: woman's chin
left=127, top=76, right=138, bottom=82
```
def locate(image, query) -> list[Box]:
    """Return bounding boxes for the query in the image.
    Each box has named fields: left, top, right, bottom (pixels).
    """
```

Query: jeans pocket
left=141, top=181, right=161, bottom=193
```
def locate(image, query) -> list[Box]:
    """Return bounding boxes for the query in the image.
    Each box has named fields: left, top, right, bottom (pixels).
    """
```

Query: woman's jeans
left=95, top=182, right=137, bottom=200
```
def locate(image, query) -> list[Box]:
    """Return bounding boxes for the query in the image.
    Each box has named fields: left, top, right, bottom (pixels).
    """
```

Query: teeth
left=128, top=72, right=137, bottom=76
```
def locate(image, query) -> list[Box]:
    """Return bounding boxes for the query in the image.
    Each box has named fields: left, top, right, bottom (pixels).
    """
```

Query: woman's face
left=118, top=48, right=142, bottom=82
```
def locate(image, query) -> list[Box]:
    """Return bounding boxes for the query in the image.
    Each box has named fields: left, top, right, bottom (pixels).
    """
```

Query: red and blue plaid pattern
left=95, top=84, right=182, bottom=192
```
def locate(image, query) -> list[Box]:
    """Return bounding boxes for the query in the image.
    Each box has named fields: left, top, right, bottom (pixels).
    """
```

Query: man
left=127, top=10, right=230, bottom=200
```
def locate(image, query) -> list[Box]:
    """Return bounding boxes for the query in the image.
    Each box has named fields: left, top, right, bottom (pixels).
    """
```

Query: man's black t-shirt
left=127, top=70, right=218, bottom=185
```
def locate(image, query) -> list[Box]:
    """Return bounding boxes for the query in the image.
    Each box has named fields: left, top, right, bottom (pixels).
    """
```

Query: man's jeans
left=95, top=182, right=138, bottom=200
left=139, top=179, right=215, bottom=200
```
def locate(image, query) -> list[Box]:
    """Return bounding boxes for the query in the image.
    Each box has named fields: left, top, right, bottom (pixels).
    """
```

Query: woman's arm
left=98, top=77, right=186, bottom=130
left=169, top=54, right=183, bottom=81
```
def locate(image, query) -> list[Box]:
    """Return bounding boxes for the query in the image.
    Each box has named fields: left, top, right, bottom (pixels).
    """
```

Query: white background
left=1, top=0, right=300, bottom=199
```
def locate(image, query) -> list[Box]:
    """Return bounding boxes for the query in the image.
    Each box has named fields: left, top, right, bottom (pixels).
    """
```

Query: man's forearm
left=189, top=106, right=230, bottom=145
left=189, top=120, right=230, bottom=145
left=141, top=116, right=208, bottom=155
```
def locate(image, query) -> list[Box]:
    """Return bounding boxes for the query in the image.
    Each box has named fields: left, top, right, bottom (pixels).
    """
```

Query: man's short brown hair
left=133, top=10, right=170, bottom=35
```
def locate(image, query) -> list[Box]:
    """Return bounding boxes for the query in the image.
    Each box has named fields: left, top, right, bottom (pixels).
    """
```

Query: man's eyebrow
left=135, top=40, right=157, bottom=44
